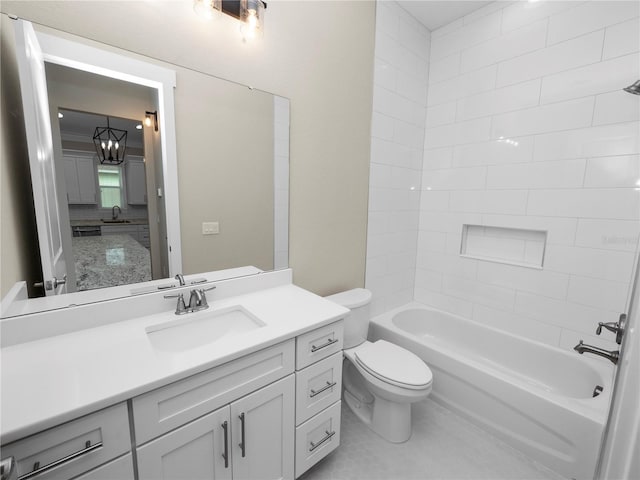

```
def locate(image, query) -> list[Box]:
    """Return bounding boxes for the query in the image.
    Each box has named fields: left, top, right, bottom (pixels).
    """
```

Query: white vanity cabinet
left=1, top=403, right=132, bottom=480
left=294, top=321, right=344, bottom=478
left=133, top=340, right=296, bottom=480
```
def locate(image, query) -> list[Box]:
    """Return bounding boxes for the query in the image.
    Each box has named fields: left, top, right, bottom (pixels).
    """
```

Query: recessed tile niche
left=460, top=225, right=547, bottom=269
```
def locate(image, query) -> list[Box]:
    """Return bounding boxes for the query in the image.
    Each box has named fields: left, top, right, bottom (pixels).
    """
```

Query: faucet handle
left=164, top=293, right=188, bottom=315
left=596, top=314, right=626, bottom=345
left=596, top=322, right=618, bottom=335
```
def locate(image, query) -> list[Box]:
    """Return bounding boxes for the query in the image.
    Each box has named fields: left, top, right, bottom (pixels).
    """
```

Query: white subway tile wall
left=415, top=0, right=640, bottom=355
left=366, top=1, right=431, bottom=315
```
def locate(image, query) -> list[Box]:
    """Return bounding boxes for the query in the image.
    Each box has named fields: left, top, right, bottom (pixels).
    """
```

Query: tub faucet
left=111, top=205, right=121, bottom=220
left=574, top=340, right=619, bottom=365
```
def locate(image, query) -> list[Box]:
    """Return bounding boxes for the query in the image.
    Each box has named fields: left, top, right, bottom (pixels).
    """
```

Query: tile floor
left=300, top=399, right=566, bottom=480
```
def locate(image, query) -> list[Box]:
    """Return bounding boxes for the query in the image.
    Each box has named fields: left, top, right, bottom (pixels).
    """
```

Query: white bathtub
left=368, top=303, right=614, bottom=480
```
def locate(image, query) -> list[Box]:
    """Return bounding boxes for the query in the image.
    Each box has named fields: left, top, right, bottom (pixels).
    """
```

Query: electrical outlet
left=202, top=222, right=219, bottom=235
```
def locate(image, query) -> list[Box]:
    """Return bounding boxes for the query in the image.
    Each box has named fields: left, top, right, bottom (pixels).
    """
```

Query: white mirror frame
left=35, top=27, right=182, bottom=275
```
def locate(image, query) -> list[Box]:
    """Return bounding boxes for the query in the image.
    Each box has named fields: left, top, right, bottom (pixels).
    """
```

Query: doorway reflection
left=58, top=109, right=153, bottom=291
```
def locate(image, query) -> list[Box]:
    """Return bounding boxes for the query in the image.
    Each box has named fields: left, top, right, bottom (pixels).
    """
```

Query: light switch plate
left=202, top=222, right=219, bottom=235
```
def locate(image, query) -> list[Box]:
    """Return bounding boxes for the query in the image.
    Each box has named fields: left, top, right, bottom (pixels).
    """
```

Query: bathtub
left=368, top=303, right=614, bottom=480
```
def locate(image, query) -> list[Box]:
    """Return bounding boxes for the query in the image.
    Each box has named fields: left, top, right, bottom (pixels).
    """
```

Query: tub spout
left=574, top=340, right=619, bottom=365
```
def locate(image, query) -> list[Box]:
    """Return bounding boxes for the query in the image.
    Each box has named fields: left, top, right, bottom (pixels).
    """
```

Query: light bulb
left=193, top=0, right=219, bottom=19
left=248, top=10, right=258, bottom=28
left=108, top=140, right=113, bottom=149
left=115, top=142, right=119, bottom=150
left=101, top=141, right=106, bottom=149
left=145, top=117, right=152, bottom=127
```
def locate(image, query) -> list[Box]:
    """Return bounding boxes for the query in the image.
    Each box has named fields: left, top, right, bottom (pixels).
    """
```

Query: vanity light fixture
left=93, top=116, right=128, bottom=165
left=145, top=110, right=159, bottom=132
left=240, top=0, right=266, bottom=40
left=193, top=0, right=222, bottom=20
left=193, top=0, right=266, bottom=39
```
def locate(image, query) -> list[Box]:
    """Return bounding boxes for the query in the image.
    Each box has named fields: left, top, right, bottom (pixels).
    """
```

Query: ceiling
left=397, top=1, right=493, bottom=31
left=58, top=109, right=144, bottom=149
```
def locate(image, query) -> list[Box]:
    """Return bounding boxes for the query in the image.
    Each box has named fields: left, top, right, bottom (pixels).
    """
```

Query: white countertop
left=1, top=281, right=349, bottom=444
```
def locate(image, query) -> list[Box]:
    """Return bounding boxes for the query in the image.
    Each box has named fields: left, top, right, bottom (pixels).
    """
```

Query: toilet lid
left=354, top=340, right=432, bottom=389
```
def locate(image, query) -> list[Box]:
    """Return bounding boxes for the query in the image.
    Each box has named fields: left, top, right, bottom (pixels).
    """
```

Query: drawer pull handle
left=310, top=381, right=337, bottom=398
left=18, top=441, right=102, bottom=480
left=238, top=413, right=246, bottom=458
left=221, top=421, right=229, bottom=468
left=311, top=338, right=338, bottom=352
left=309, top=430, right=336, bottom=452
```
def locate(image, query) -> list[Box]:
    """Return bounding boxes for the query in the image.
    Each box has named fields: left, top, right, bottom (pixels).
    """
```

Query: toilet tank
left=325, top=288, right=372, bottom=349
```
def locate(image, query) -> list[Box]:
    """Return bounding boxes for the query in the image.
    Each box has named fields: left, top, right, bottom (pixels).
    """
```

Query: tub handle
left=311, top=338, right=338, bottom=352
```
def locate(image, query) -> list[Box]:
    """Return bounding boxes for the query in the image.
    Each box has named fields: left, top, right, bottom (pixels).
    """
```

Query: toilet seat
left=353, top=340, right=432, bottom=390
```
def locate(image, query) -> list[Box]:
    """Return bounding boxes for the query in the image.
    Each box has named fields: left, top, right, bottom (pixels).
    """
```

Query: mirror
left=1, top=19, right=290, bottom=318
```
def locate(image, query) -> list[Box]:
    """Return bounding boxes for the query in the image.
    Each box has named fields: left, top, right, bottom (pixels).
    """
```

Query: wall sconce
left=145, top=111, right=158, bottom=132
left=193, top=0, right=266, bottom=39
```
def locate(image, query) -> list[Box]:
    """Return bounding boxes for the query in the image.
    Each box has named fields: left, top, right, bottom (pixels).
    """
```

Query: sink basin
left=101, top=219, right=131, bottom=224
left=146, top=305, right=265, bottom=352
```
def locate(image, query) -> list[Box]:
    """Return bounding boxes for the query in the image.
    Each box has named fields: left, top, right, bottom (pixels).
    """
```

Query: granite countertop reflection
left=72, top=234, right=151, bottom=291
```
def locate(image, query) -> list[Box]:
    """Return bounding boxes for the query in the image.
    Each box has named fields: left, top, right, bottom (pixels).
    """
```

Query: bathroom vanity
left=0, top=269, right=347, bottom=480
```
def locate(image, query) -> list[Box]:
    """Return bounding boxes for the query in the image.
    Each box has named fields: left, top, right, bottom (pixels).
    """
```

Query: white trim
left=35, top=28, right=183, bottom=275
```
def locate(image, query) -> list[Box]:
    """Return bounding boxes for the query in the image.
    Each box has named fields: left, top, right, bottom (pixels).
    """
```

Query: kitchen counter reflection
left=72, top=234, right=151, bottom=290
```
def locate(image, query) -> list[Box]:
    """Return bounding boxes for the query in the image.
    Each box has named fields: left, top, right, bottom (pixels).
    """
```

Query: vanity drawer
left=296, top=321, right=344, bottom=369
left=2, top=403, right=130, bottom=480
left=295, top=401, right=341, bottom=478
left=73, top=454, right=134, bottom=480
left=133, top=339, right=295, bottom=444
left=295, top=352, right=343, bottom=425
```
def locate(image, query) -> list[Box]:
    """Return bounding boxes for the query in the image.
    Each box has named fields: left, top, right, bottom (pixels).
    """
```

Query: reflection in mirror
left=45, top=61, right=169, bottom=294
left=1, top=21, right=290, bottom=318
left=58, top=109, right=161, bottom=292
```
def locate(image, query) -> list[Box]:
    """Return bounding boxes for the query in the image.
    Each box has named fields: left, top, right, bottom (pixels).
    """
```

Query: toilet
left=326, top=288, right=432, bottom=443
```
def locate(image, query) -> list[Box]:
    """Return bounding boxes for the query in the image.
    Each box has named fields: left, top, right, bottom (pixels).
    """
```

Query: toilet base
left=371, top=396, right=412, bottom=443
left=343, top=362, right=414, bottom=443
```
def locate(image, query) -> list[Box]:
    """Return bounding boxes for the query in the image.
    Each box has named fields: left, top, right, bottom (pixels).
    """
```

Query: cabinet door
left=63, top=156, right=81, bottom=204
left=76, top=156, right=97, bottom=204
left=231, top=375, right=295, bottom=480
left=63, top=155, right=97, bottom=205
left=137, top=405, right=232, bottom=480
left=125, top=158, right=147, bottom=205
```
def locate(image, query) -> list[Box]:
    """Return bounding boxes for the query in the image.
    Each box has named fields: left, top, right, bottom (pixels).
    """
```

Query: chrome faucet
left=164, top=285, right=216, bottom=315
left=111, top=205, right=122, bottom=220
left=574, top=340, right=619, bottom=365
left=175, top=273, right=185, bottom=286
